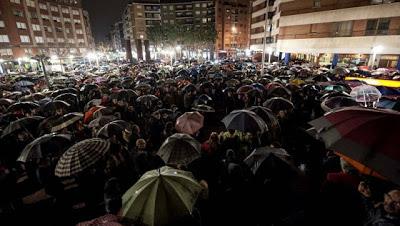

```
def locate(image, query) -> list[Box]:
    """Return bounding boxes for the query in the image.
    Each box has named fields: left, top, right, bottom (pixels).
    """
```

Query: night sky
left=82, top=0, right=131, bottom=43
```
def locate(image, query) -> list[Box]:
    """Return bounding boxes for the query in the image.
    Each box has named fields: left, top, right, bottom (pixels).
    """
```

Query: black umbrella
left=157, top=133, right=201, bottom=166
left=42, top=100, right=71, bottom=115
left=267, top=86, right=292, bottom=99
left=192, top=104, right=215, bottom=113
left=52, top=88, right=78, bottom=97
left=54, top=93, right=78, bottom=106
left=244, top=146, right=290, bottom=174
left=321, top=96, right=359, bottom=112
left=96, top=120, right=131, bottom=138
left=7, top=102, right=40, bottom=113
left=136, top=94, right=159, bottom=104
left=263, top=97, right=294, bottom=114
left=50, top=112, right=83, bottom=133
left=182, top=84, right=196, bottom=93
left=247, top=106, right=280, bottom=131
left=222, top=109, right=267, bottom=133
left=1, top=116, right=44, bottom=138
left=17, top=133, right=72, bottom=163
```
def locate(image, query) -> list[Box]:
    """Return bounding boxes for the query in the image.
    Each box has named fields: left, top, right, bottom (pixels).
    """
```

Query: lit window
left=16, top=22, right=27, bottom=29
left=202, top=18, right=207, bottom=23
left=0, top=21, right=5, bottom=28
left=0, top=35, right=10, bottom=43
left=10, top=0, right=21, bottom=4
left=26, top=0, right=35, bottom=7
left=51, top=6, right=59, bottom=12
left=39, top=3, right=47, bottom=10
left=47, top=38, right=54, bottom=42
left=72, top=10, right=79, bottom=15
left=0, top=49, right=13, bottom=56
left=32, top=24, right=41, bottom=31
left=35, top=36, right=44, bottom=43
left=20, top=35, right=30, bottom=43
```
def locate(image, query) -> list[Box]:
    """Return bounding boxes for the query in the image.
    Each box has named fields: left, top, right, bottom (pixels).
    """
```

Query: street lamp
left=0, top=59, right=4, bottom=75
left=175, top=45, right=182, bottom=62
left=371, top=45, right=384, bottom=68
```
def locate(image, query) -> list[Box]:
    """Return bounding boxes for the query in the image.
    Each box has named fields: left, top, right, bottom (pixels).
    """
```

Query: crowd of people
left=0, top=59, right=399, bottom=226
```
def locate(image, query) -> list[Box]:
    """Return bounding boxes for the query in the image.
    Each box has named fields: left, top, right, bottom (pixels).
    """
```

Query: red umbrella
left=175, top=111, right=204, bottom=135
left=309, top=107, right=400, bottom=185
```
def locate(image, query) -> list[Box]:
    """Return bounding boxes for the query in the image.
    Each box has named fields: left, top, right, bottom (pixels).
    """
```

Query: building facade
left=250, top=0, right=281, bottom=53
left=215, top=0, right=251, bottom=58
left=277, top=0, right=400, bottom=68
left=122, top=0, right=215, bottom=61
left=110, top=21, right=125, bottom=52
left=0, top=0, right=94, bottom=60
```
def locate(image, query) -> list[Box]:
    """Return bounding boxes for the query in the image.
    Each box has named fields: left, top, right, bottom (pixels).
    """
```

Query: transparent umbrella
left=350, top=85, right=382, bottom=107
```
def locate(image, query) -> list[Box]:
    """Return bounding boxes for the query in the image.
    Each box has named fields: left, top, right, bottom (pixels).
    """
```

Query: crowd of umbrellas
left=0, top=60, right=399, bottom=226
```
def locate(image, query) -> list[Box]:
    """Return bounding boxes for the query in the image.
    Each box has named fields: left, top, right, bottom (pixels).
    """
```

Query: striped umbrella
left=157, top=133, right=201, bottom=166
left=51, top=112, right=83, bottom=132
left=309, top=107, right=400, bottom=185
left=55, top=138, right=110, bottom=177
left=175, top=111, right=204, bottom=135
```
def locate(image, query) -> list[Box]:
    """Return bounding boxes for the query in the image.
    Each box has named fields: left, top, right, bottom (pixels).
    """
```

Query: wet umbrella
left=244, top=146, right=290, bottom=174
left=376, top=86, right=400, bottom=97
left=7, top=101, right=40, bottom=113
left=84, top=99, right=102, bottom=111
left=55, top=138, right=110, bottom=177
left=345, top=79, right=367, bottom=88
left=182, top=84, right=196, bottom=93
left=0, top=98, right=15, bottom=108
left=121, top=166, right=202, bottom=226
left=51, top=112, right=83, bottom=133
left=118, top=89, right=138, bottom=102
left=54, top=93, right=79, bottom=106
left=237, top=85, right=254, bottom=95
left=137, top=94, right=159, bottom=105
left=96, top=120, right=131, bottom=138
left=320, top=91, right=351, bottom=101
left=79, top=84, right=98, bottom=94
left=42, top=100, right=70, bottom=114
left=21, top=93, right=46, bottom=102
left=88, top=115, right=118, bottom=129
left=199, top=81, right=214, bottom=91
left=241, top=79, right=254, bottom=86
left=263, top=97, right=294, bottom=114
left=225, top=79, right=240, bottom=87
left=157, top=133, right=201, bottom=166
left=252, top=83, right=266, bottom=92
left=191, top=104, right=215, bottom=113
left=222, top=109, right=267, bottom=133
left=324, top=84, right=352, bottom=93
left=52, top=88, right=78, bottom=97
left=196, top=94, right=213, bottom=106
left=175, top=111, right=204, bottom=135
left=377, top=98, right=398, bottom=110
left=247, top=106, right=280, bottom=131
left=267, top=86, right=291, bottom=99
left=310, top=107, right=400, bottom=185
left=134, top=83, right=152, bottom=92
left=17, top=133, right=72, bottom=163
left=321, top=96, right=359, bottom=112
left=1, top=116, right=44, bottom=138
left=312, top=74, right=331, bottom=82
left=14, top=80, right=34, bottom=87
left=350, top=85, right=382, bottom=104
left=333, top=67, right=350, bottom=76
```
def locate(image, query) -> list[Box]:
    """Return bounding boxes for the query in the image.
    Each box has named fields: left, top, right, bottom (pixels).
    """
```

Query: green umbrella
left=121, top=166, right=203, bottom=226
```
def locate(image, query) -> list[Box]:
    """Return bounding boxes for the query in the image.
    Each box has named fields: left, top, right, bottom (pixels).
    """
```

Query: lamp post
left=370, top=45, right=383, bottom=69
left=261, top=0, right=271, bottom=76
left=0, top=59, right=4, bottom=75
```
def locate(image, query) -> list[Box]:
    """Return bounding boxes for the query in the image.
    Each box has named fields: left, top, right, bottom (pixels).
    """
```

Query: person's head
left=136, top=139, right=146, bottom=151
left=132, top=124, right=140, bottom=135
left=209, top=132, right=219, bottom=143
left=384, top=189, right=400, bottom=216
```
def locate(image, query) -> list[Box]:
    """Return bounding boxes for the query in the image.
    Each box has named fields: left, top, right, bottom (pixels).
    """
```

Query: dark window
left=377, top=18, right=390, bottom=35
left=366, top=19, right=378, bottom=35
left=313, top=0, right=321, bottom=8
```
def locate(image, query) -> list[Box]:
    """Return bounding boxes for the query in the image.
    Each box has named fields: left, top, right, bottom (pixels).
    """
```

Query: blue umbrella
left=377, top=98, right=397, bottom=109
left=376, top=86, right=400, bottom=97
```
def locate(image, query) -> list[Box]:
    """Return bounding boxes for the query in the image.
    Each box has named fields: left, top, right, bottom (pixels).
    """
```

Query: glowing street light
left=267, top=47, right=273, bottom=64
left=231, top=26, right=237, bottom=34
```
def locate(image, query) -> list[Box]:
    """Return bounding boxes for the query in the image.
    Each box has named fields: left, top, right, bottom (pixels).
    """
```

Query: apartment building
left=0, top=0, right=94, bottom=60
left=277, top=0, right=400, bottom=68
left=215, top=0, right=251, bottom=58
left=122, top=0, right=215, bottom=61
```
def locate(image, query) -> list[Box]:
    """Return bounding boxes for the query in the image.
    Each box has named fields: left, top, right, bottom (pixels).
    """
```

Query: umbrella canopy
left=237, top=85, right=254, bottom=95
left=18, top=133, right=72, bottom=162
left=1, top=116, right=44, bottom=138
left=175, top=111, right=204, bottom=135
left=54, top=93, right=79, bottom=106
left=309, top=107, right=400, bottom=185
left=225, top=79, right=240, bottom=87
left=247, top=106, right=280, bottom=131
left=244, top=146, right=290, bottom=174
left=42, top=100, right=70, bottom=114
left=321, top=96, right=359, bottom=112
left=350, top=85, right=382, bottom=104
left=263, top=97, right=294, bottom=114
left=221, top=109, right=267, bottom=133
left=121, top=166, right=202, bottom=226
left=55, top=138, right=110, bottom=177
left=136, top=94, right=159, bottom=104
left=157, top=133, right=201, bottom=165
left=51, top=112, right=83, bottom=132
left=191, top=104, right=215, bottom=113
left=7, top=101, right=40, bottom=113
left=96, top=120, right=131, bottom=138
